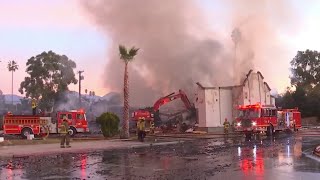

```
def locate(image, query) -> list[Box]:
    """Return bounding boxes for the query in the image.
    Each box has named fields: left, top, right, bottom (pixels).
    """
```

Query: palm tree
left=7, top=60, right=19, bottom=106
left=119, top=45, right=139, bottom=139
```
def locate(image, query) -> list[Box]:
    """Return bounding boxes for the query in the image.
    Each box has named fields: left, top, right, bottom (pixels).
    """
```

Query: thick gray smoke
left=80, top=0, right=296, bottom=106
left=227, top=0, right=297, bottom=85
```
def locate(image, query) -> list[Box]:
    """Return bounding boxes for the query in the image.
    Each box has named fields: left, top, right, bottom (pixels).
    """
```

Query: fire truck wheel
left=21, top=128, right=33, bottom=139
left=69, top=127, right=77, bottom=137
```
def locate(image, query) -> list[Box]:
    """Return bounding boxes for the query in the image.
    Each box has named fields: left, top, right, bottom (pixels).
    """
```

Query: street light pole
left=78, top=70, right=84, bottom=107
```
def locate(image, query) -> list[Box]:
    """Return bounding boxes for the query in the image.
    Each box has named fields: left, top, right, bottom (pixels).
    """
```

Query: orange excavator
left=131, top=89, right=196, bottom=128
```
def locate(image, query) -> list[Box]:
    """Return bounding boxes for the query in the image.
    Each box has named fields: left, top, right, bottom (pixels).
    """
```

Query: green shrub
left=96, top=112, right=120, bottom=137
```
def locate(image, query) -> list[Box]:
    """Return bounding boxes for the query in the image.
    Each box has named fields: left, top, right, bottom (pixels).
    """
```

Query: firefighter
left=60, top=116, right=71, bottom=148
left=223, top=118, right=230, bottom=135
left=31, top=99, right=37, bottom=115
left=137, top=118, right=146, bottom=142
left=150, top=120, right=155, bottom=134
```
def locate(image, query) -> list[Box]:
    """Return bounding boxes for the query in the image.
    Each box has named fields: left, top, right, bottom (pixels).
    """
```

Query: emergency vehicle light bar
left=238, top=103, right=276, bottom=109
left=238, top=103, right=261, bottom=109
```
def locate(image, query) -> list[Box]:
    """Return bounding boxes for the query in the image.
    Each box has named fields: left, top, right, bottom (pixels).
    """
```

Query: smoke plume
left=80, top=0, right=296, bottom=106
left=228, top=0, right=297, bottom=84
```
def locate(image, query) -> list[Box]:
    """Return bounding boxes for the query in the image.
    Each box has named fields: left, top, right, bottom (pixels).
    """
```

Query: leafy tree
left=96, top=112, right=120, bottom=137
left=290, top=49, right=320, bottom=91
left=19, top=51, right=78, bottom=111
left=7, top=60, right=19, bottom=105
left=279, top=49, right=320, bottom=120
left=276, top=86, right=309, bottom=116
left=276, top=88, right=295, bottom=109
left=304, top=86, right=320, bottom=118
left=118, top=45, right=139, bottom=139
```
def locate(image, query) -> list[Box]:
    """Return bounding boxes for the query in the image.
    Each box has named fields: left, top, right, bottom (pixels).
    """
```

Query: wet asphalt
left=1, top=132, right=320, bottom=180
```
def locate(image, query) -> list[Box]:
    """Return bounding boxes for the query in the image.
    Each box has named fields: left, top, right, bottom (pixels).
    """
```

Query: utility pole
left=78, top=70, right=84, bottom=107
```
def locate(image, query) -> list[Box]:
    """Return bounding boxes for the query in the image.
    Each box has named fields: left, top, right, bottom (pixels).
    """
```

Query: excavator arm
left=131, top=89, right=194, bottom=122
left=153, top=89, right=193, bottom=112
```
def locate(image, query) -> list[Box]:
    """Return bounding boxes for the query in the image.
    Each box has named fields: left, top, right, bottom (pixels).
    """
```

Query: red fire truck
left=2, top=109, right=89, bottom=138
left=132, top=109, right=154, bottom=122
left=235, top=103, right=301, bottom=137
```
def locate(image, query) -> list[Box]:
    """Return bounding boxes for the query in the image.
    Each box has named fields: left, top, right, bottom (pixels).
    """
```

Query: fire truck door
left=286, top=112, right=290, bottom=128
left=67, top=113, right=74, bottom=125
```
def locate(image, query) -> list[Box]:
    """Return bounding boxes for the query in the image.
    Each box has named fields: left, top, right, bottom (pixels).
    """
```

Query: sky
left=0, top=0, right=319, bottom=97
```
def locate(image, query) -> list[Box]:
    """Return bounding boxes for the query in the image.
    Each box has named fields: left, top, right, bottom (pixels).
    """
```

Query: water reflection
left=238, top=145, right=265, bottom=176
left=295, top=136, right=320, bottom=172
left=253, top=145, right=257, bottom=160
left=161, top=156, right=171, bottom=170
left=238, top=135, right=320, bottom=177
left=238, top=146, right=241, bottom=157
left=2, top=136, right=320, bottom=179
left=0, top=159, right=25, bottom=180
left=80, top=154, right=87, bottom=179
left=123, top=154, right=131, bottom=180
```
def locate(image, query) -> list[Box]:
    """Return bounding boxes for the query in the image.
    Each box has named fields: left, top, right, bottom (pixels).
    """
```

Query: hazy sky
left=0, top=0, right=319, bottom=96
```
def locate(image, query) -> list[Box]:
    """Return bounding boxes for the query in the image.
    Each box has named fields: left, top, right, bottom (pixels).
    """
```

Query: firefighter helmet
left=31, top=99, right=37, bottom=108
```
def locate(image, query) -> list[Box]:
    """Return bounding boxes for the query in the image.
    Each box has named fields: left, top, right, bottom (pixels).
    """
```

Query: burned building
left=195, top=70, right=275, bottom=132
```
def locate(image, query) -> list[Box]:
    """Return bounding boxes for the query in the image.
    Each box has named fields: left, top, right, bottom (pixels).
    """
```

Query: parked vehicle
left=2, top=109, right=89, bottom=138
left=235, top=103, right=301, bottom=138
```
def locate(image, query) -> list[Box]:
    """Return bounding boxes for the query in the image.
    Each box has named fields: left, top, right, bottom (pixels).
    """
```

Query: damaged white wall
left=219, top=88, right=233, bottom=125
left=195, top=87, right=233, bottom=128
left=242, top=71, right=274, bottom=106
left=195, top=70, right=275, bottom=130
left=195, top=88, right=206, bottom=127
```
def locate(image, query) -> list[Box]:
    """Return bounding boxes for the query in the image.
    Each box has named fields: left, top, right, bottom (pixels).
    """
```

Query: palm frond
left=119, top=45, right=128, bottom=60
left=128, top=47, right=139, bottom=57
left=7, top=60, right=19, bottom=71
left=119, top=45, right=139, bottom=63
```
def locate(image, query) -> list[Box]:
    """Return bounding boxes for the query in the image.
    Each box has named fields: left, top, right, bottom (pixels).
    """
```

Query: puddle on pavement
left=1, top=135, right=320, bottom=179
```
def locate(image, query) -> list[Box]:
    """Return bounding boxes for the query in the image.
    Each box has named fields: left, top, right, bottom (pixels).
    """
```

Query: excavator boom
left=131, top=89, right=194, bottom=121
left=153, top=89, right=193, bottom=111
